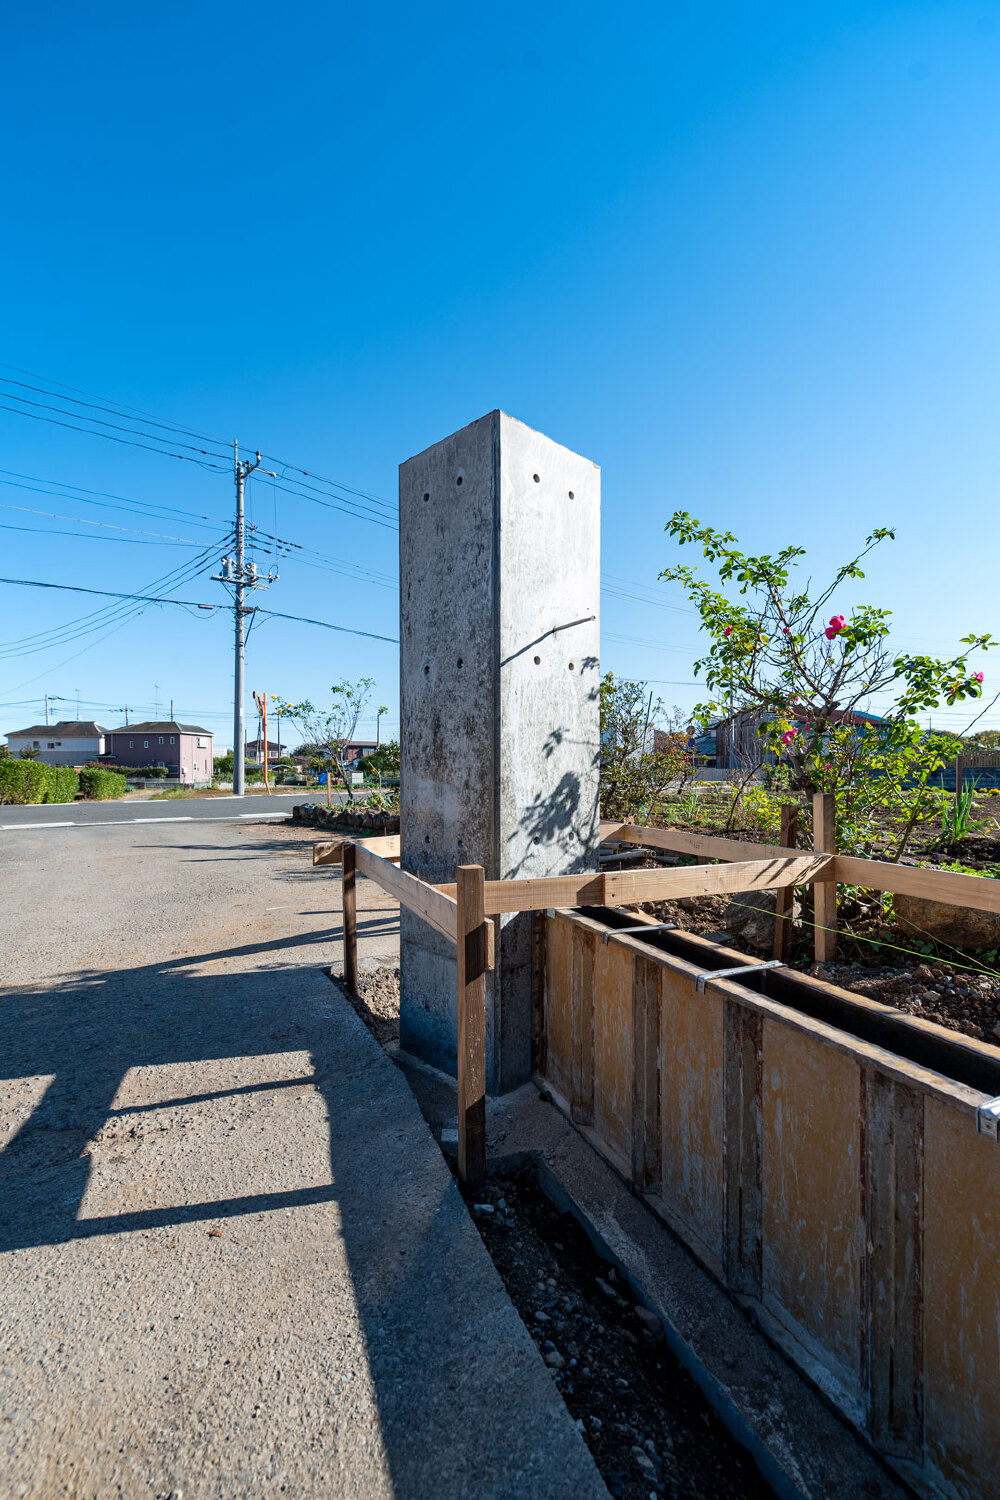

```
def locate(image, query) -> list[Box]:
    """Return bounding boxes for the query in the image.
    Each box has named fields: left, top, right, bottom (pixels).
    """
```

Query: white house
left=4, top=720, right=109, bottom=766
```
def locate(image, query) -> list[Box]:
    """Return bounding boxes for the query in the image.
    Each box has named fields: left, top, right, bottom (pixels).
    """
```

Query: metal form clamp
left=977, top=1095, right=1000, bottom=1139
left=602, top=922, right=678, bottom=946
left=695, top=959, right=785, bottom=994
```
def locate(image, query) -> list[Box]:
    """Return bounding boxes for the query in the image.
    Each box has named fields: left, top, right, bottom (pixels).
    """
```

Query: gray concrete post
left=399, top=411, right=600, bottom=1093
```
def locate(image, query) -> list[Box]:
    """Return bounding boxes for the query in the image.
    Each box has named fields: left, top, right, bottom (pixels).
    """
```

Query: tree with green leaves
left=359, top=738, right=399, bottom=784
left=599, top=673, right=691, bottom=822
left=272, top=677, right=376, bottom=802
left=660, top=515, right=994, bottom=856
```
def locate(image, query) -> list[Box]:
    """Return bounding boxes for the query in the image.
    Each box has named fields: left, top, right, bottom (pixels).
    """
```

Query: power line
left=0, top=500, right=207, bottom=544
left=0, top=519, right=204, bottom=547
left=0, top=381, right=233, bottom=463
left=254, top=605, right=398, bottom=645
left=0, top=468, right=229, bottom=530
left=0, top=401, right=230, bottom=471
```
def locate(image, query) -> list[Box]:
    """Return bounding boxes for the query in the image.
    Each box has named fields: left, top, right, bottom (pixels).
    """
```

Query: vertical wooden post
left=773, top=803, right=800, bottom=962
left=457, top=864, right=487, bottom=1196
left=342, top=840, right=358, bottom=994
left=530, top=909, right=547, bottom=1078
left=954, top=752, right=964, bottom=800
left=813, top=792, right=837, bottom=964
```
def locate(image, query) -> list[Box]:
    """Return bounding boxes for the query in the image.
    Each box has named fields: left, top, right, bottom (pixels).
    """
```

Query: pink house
left=105, top=721, right=214, bottom=784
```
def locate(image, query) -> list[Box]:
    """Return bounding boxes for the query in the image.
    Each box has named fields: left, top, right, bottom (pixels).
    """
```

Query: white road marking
left=130, top=816, right=195, bottom=822
left=2, top=809, right=292, bottom=831
left=1, top=820, right=76, bottom=829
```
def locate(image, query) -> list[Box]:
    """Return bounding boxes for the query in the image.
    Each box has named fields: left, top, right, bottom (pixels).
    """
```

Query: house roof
left=110, top=721, right=211, bottom=736
left=6, top=720, right=109, bottom=739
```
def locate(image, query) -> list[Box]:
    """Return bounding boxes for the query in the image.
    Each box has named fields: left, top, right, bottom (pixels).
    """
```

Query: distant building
left=244, top=737, right=287, bottom=764
left=342, top=740, right=378, bottom=767
left=104, top=722, right=213, bottom=784
left=4, top=720, right=110, bottom=766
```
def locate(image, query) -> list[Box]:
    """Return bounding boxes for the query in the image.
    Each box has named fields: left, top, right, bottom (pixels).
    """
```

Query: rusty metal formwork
left=538, top=908, right=1000, bottom=1500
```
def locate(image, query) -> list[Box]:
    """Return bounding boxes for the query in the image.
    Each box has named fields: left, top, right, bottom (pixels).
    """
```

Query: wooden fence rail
left=324, top=818, right=1000, bottom=1193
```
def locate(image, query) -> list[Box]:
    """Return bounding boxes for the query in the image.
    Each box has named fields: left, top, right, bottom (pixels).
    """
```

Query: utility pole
left=44, top=693, right=50, bottom=727
left=213, top=442, right=276, bottom=797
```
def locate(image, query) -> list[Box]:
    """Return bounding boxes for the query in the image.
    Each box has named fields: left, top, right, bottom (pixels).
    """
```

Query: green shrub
left=0, top=761, right=78, bottom=804
left=45, top=766, right=80, bottom=803
left=79, top=767, right=128, bottom=801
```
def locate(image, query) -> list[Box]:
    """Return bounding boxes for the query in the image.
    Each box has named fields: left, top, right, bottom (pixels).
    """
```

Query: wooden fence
left=314, top=812, right=1000, bottom=1496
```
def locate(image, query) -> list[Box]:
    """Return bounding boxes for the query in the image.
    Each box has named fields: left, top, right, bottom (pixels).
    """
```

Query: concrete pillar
left=399, top=410, right=601, bottom=1093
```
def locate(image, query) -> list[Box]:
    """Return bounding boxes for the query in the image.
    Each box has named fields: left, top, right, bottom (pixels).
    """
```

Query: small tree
left=359, top=738, right=400, bottom=785
left=600, top=673, right=691, bottom=822
left=273, top=678, right=376, bottom=802
left=661, top=515, right=994, bottom=856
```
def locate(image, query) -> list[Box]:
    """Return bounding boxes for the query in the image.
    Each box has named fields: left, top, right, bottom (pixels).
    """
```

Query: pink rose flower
left=975, top=671, right=984, bottom=684
left=723, top=626, right=732, bottom=637
left=825, top=626, right=837, bottom=640
left=781, top=728, right=798, bottom=745
left=830, top=614, right=845, bottom=629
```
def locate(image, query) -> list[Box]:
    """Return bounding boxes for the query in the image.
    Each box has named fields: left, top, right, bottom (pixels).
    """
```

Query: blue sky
left=1, top=1, right=998, bottom=747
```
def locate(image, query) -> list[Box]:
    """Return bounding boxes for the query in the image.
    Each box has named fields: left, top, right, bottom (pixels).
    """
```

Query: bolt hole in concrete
left=470, top=1169, right=772, bottom=1500
left=533, top=473, right=540, bottom=482
left=569, top=662, right=575, bottom=670
left=534, top=655, right=541, bottom=665
left=424, top=664, right=430, bottom=675
left=456, top=475, right=463, bottom=485
left=457, top=658, right=463, bottom=668
left=569, top=490, right=575, bottom=499
left=423, top=491, right=430, bottom=501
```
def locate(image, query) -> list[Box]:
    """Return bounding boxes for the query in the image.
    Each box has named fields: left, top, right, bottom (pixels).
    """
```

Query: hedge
left=0, top=761, right=79, bottom=804
left=79, top=767, right=128, bottom=801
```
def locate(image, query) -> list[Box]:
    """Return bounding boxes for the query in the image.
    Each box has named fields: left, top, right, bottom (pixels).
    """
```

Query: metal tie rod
left=695, top=959, right=785, bottom=994
left=977, top=1095, right=1000, bottom=1139
left=602, top=922, right=678, bottom=946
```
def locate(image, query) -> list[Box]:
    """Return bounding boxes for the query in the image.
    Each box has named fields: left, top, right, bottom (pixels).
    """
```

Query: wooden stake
left=456, top=864, right=487, bottom=1196
left=773, top=804, right=799, bottom=962
left=342, top=840, right=358, bottom=994
left=813, top=793, right=837, bottom=964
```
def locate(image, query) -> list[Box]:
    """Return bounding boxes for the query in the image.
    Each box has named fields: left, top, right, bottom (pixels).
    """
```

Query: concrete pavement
left=0, top=790, right=339, bottom=831
left=0, top=820, right=605, bottom=1498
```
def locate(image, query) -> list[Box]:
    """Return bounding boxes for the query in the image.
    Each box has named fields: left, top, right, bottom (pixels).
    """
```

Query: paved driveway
left=0, top=820, right=604, bottom=1498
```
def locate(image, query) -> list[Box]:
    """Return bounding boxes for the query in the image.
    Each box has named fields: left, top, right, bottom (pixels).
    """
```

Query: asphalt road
left=0, top=789, right=346, bottom=830
left=0, top=818, right=603, bottom=1498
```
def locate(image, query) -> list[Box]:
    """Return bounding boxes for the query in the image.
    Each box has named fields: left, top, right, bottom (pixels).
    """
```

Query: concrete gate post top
left=398, top=410, right=601, bottom=1093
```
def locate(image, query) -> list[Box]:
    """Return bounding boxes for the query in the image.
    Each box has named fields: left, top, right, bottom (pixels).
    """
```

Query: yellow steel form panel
left=761, top=1024, right=865, bottom=1418
left=658, top=965, right=725, bottom=1271
left=543, top=913, right=574, bottom=1104
left=591, top=934, right=633, bottom=1165
left=923, top=1099, right=1000, bottom=1500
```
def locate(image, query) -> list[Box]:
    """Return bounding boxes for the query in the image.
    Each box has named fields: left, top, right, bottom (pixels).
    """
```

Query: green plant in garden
left=273, top=677, right=376, bottom=802
left=599, top=673, right=691, bottom=822
left=938, top=781, right=981, bottom=846
left=661, top=516, right=994, bottom=858
left=359, top=739, right=400, bottom=784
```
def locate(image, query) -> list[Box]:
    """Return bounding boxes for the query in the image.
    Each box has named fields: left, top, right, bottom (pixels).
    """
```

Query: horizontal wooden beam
left=482, top=873, right=606, bottom=916
left=313, top=834, right=401, bottom=867
left=355, top=844, right=458, bottom=943
left=600, top=819, right=792, bottom=865
left=834, top=855, right=1000, bottom=913
left=604, top=854, right=831, bottom=906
